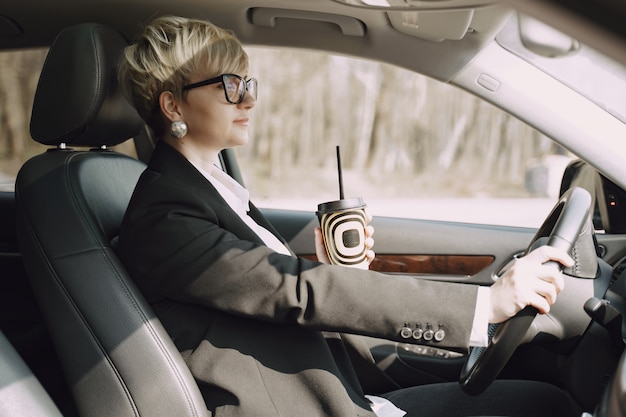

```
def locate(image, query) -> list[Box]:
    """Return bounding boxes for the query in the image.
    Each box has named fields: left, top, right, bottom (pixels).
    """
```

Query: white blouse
left=192, top=162, right=292, bottom=256
left=189, top=161, right=491, bottom=417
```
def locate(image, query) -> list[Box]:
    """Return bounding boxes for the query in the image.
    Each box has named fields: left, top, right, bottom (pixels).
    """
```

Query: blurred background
left=243, top=47, right=567, bottom=201
left=0, top=47, right=569, bottom=225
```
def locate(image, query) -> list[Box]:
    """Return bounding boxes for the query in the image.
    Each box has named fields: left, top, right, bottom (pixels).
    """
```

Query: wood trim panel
left=300, top=254, right=495, bottom=276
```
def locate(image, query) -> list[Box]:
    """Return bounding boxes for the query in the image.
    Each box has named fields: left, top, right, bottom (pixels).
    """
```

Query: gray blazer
left=117, top=141, right=479, bottom=417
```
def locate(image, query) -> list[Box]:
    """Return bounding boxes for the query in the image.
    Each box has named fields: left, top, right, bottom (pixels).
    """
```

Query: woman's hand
left=488, top=245, right=574, bottom=323
left=314, top=227, right=331, bottom=264
left=314, top=211, right=376, bottom=268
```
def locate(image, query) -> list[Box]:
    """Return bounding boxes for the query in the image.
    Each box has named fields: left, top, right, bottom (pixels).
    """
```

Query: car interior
left=1, top=1, right=626, bottom=417
left=0, top=329, right=63, bottom=417
left=14, top=23, right=209, bottom=417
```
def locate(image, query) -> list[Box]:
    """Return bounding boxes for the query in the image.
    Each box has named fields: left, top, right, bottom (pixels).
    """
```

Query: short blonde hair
left=118, top=15, right=248, bottom=136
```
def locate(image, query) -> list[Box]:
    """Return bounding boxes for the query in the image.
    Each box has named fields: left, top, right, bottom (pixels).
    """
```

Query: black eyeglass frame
left=181, top=73, right=257, bottom=104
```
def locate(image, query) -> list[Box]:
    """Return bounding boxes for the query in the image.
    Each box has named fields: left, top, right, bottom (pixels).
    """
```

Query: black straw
left=336, top=145, right=344, bottom=200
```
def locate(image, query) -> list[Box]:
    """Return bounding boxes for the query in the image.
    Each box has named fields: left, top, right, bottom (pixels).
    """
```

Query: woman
left=117, top=15, right=581, bottom=417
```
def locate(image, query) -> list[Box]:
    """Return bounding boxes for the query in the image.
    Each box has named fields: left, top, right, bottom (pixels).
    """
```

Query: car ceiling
left=0, top=0, right=516, bottom=83
left=509, top=0, right=626, bottom=68
left=2, top=0, right=626, bottom=76
left=3, top=0, right=626, bottom=190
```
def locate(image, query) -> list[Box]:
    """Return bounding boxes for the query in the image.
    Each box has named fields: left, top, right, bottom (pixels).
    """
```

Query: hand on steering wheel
left=459, top=186, right=592, bottom=395
left=488, top=245, right=573, bottom=324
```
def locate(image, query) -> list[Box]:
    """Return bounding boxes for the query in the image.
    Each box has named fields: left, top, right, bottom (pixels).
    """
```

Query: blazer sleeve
left=118, top=169, right=479, bottom=349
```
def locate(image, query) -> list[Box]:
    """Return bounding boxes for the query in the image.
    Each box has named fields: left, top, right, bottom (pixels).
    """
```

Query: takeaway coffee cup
left=316, top=197, right=368, bottom=269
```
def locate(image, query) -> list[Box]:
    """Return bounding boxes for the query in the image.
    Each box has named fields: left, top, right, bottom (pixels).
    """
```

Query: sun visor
left=388, top=9, right=473, bottom=41
left=387, top=6, right=510, bottom=42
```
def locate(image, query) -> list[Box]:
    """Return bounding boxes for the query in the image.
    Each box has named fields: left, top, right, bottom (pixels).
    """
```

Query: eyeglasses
left=182, top=74, right=257, bottom=104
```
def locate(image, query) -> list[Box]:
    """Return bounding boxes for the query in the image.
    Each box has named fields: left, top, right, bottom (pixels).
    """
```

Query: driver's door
left=259, top=182, right=626, bottom=391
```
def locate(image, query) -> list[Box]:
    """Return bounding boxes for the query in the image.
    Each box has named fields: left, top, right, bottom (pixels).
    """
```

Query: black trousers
left=381, top=380, right=584, bottom=417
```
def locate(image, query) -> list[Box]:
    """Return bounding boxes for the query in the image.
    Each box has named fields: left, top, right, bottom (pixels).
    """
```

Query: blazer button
left=412, top=325, right=423, bottom=340
left=400, top=323, right=412, bottom=339
left=434, top=325, right=446, bottom=342
left=423, top=324, right=434, bottom=341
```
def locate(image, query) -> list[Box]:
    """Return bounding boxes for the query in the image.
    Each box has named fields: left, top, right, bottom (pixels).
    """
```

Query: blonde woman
left=117, top=15, right=581, bottom=417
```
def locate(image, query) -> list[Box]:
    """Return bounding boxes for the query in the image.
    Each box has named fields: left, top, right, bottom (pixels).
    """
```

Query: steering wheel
left=459, top=186, right=592, bottom=395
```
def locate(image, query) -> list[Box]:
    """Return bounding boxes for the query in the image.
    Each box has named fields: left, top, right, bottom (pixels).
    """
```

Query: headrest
left=30, top=23, right=143, bottom=147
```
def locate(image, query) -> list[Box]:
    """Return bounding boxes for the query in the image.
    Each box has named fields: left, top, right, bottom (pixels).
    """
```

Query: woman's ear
left=159, top=91, right=182, bottom=123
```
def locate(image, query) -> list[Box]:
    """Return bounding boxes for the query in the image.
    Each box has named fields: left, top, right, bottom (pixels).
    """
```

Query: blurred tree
left=244, top=47, right=557, bottom=197
left=0, top=47, right=557, bottom=197
left=0, top=48, right=47, bottom=175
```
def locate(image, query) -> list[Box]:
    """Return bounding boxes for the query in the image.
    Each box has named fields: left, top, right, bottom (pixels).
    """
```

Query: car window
left=0, top=48, right=137, bottom=192
left=0, top=48, right=47, bottom=191
left=238, top=46, right=570, bottom=228
left=0, top=47, right=572, bottom=228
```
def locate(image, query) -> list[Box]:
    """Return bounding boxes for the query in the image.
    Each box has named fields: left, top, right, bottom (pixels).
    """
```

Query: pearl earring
left=169, top=120, right=188, bottom=138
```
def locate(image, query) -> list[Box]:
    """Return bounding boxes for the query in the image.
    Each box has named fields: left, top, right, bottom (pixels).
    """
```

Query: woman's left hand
left=314, top=211, right=376, bottom=268
left=488, top=245, right=572, bottom=323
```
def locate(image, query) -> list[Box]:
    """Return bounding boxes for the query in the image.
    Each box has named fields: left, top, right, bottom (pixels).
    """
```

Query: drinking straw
left=336, top=145, right=344, bottom=200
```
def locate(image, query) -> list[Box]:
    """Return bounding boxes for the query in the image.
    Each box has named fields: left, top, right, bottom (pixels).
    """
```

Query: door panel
left=264, top=207, right=535, bottom=284
left=262, top=206, right=626, bottom=388
left=262, top=207, right=537, bottom=386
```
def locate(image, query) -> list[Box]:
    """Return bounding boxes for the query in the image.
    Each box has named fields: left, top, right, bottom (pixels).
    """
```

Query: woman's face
left=175, top=72, right=256, bottom=155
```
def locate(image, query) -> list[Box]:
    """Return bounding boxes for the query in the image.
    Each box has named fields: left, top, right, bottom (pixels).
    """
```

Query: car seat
left=0, top=330, right=63, bottom=417
left=14, top=23, right=208, bottom=417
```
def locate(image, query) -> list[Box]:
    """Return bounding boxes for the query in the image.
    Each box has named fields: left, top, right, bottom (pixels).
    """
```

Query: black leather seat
left=0, top=330, right=63, bottom=417
left=15, top=23, right=207, bottom=417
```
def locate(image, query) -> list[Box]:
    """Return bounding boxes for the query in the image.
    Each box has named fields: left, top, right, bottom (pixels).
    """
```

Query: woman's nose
left=239, top=90, right=256, bottom=109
